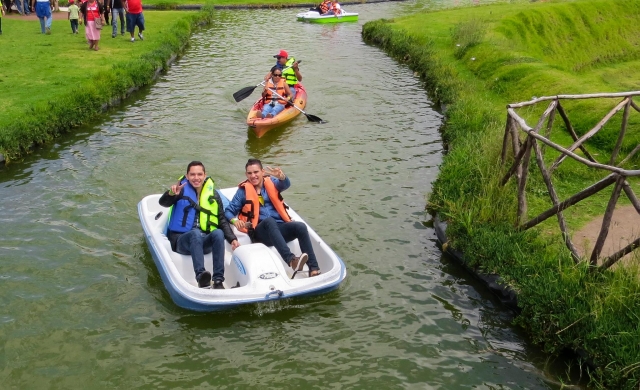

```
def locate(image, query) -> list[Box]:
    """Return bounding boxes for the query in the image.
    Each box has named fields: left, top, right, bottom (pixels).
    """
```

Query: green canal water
left=1, top=2, right=579, bottom=388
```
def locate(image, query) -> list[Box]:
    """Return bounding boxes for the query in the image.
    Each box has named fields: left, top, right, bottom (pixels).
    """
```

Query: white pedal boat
left=296, top=9, right=359, bottom=23
left=138, top=187, right=347, bottom=312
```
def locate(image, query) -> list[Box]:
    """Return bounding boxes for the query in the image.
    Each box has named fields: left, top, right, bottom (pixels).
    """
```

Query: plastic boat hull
left=246, top=84, right=307, bottom=137
left=296, top=10, right=359, bottom=23
left=138, top=187, right=347, bottom=312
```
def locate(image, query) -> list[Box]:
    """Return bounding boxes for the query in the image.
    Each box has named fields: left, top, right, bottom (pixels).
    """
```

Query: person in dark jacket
left=159, top=161, right=240, bottom=289
left=109, top=0, right=125, bottom=37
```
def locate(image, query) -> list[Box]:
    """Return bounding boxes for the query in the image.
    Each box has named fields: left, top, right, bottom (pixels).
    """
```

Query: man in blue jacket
left=225, top=159, right=320, bottom=277
left=159, top=161, right=239, bottom=289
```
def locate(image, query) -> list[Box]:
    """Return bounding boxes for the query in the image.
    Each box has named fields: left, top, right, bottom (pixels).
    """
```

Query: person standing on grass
left=110, top=0, right=125, bottom=37
left=68, top=0, right=80, bottom=34
left=0, top=0, right=4, bottom=35
left=3, top=0, right=11, bottom=15
left=124, top=0, right=144, bottom=42
left=15, top=0, right=30, bottom=15
left=31, top=0, right=52, bottom=34
left=80, top=0, right=105, bottom=51
left=99, top=0, right=108, bottom=25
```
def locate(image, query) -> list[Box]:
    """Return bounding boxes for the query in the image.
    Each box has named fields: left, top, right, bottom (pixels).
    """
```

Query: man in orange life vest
left=225, top=159, right=321, bottom=277
left=318, top=0, right=331, bottom=14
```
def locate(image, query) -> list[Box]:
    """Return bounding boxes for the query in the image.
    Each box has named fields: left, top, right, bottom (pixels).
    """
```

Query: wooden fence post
left=551, top=98, right=628, bottom=173
left=609, top=99, right=631, bottom=165
left=501, top=114, right=512, bottom=165
left=555, top=102, right=598, bottom=163
left=590, top=175, right=625, bottom=266
left=532, top=139, right=581, bottom=262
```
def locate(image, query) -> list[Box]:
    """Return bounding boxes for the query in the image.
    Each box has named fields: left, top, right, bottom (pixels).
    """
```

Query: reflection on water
left=0, top=1, right=582, bottom=388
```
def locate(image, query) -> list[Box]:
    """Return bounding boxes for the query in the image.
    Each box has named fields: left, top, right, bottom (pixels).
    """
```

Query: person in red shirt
left=124, top=0, right=144, bottom=42
left=80, top=0, right=105, bottom=50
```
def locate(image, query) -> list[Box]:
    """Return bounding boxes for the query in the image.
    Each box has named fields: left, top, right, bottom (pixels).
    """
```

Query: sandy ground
left=574, top=205, right=640, bottom=266
left=3, top=5, right=68, bottom=21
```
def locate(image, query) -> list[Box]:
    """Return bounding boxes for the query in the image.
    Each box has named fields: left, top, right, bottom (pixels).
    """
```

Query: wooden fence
left=501, top=91, right=640, bottom=270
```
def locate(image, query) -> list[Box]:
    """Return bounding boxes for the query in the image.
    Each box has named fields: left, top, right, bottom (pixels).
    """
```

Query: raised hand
left=170, top=181, right=186, bottom=195
left=264, top=166, right=285, bottom=180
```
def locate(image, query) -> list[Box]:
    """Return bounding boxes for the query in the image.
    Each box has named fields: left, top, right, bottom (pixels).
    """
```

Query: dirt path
left=574, top=205, right=640, bottom=266
left=3, top=7, right=68, bottom=21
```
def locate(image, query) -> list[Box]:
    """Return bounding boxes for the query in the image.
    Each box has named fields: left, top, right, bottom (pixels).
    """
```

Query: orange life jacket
left=331, top=3, right=341, bottom=15
left=319, top=1, right=331, bottom=14
left=237, top=177, right=291, bottom=233
left=264, top=78, right=288, bottom=105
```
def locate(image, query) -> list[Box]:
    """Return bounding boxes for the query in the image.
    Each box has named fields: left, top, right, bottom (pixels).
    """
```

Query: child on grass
left=68, top=0, right=80, bottom=34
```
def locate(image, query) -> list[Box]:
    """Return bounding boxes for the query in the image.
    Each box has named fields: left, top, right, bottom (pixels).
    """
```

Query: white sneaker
left=138, top=32, right=144, bottom=40
left=130, top=37, right=135, bottom=42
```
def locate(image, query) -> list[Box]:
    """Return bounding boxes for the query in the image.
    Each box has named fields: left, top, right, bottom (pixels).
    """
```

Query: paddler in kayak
left=258, top=66, right=293, bottom=119
left=317, top=0, right=331, bottom=14
left=265, top=49, right=302, bottom=100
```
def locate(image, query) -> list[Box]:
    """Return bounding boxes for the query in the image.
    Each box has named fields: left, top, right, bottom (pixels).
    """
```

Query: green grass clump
left=0, top=9, right=213, bottom=160
left=363, top=0, right=640, bottom=388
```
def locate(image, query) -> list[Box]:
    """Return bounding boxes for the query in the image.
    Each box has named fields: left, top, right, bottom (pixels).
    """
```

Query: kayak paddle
left=233, top=60, right=301, bottom=103
left=268, top=89, right=326, bottom=124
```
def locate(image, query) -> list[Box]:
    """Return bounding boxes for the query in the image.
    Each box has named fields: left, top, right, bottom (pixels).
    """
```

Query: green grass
left=55, top=0, right=316, bottom=7
left=363, top=0, right=640, bottom=388
left=0, top=9, right=209, bottom=160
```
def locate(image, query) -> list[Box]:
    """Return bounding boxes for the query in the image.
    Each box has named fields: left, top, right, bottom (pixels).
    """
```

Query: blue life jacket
left=168, top=177, right=219, bottom=234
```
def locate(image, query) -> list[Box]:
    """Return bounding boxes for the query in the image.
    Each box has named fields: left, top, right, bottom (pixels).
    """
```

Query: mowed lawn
left=0, top=11, right=194, bottom=130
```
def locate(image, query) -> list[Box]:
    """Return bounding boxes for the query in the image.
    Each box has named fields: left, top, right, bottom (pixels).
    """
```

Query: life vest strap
left=179, top=195, right=218, bottom=230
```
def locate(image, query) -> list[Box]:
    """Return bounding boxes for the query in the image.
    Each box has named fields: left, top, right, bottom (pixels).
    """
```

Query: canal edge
left=0, top=11, right=216, bottom=165
left=144, top=0, right=408, bottom=11
left=433, top=214, right=521, bottom=313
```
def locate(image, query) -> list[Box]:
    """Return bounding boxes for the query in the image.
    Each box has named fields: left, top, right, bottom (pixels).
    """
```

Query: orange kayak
left=246, top=84, right=307, bottom=138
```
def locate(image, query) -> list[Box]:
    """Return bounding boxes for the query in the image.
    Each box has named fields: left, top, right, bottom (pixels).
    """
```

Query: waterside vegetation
left=363, top=0, right=640, bottom=388
left=0, top=9, right=207, bottom=161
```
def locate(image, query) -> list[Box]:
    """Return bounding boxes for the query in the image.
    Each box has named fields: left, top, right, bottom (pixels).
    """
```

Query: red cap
left=273, top=50, right=288, bottom=59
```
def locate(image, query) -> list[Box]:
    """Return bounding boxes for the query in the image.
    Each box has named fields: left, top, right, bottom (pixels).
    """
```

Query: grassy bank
left=363, top=0, right=640, bottom=388
left=0, top=9, right=211, bottom=161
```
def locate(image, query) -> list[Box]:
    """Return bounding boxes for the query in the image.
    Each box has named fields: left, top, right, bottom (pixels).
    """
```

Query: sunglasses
left=272, top=73, right=282, bottom=77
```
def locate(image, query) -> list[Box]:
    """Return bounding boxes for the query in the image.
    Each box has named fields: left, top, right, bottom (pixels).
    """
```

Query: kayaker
left=159, top=161, right=240, bottom=289
left=330, top=2, right=341, bottom=15
left=258, top=66, right=292, bottom=119
left=266, top=49, right=302, bottom=100
left=225, top=159, right=321, bottom=278
left=318, top=0, right=331, bottom=14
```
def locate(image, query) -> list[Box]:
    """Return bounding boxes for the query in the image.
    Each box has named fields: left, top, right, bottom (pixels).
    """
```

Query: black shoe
left=196, top=271, right=211, bottom=288
left=112, top=33, right=116, bottom=38
left=213, top=280, right=225, bottom=290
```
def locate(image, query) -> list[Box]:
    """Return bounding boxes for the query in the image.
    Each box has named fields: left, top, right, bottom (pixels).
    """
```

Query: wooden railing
left=501, top=92, right=640, bottom=270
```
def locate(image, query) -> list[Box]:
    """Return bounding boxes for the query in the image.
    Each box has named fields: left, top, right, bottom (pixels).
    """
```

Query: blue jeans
left=261, top=102, right=285, bottom=118
left=254, top=218, right=320, bottom=271
left=15, top=0, right=30, bottom=15
left=35, top=2, right=51, bottom=33
left=111, top=8, right=125, bottom=35
left=176, top=229, right=226, bottom=282
left=289, top=86, right=297, bottom=100
left=126, top=12, right=145, bottom=34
